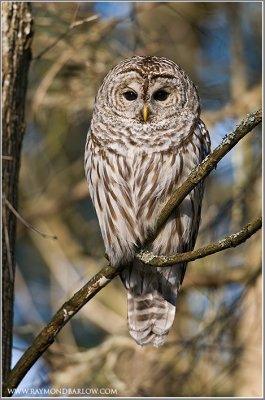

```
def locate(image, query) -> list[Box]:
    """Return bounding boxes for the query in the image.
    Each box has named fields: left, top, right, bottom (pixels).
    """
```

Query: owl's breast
left=91, top=111, right=197, bottom=155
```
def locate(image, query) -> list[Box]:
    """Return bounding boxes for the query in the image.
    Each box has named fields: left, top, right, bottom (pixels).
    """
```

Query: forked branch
left=151, top=109, right=262, bottom=238
left=137, top=217, right=262, bottom=266
left=3, top=109, right=262, bottom=396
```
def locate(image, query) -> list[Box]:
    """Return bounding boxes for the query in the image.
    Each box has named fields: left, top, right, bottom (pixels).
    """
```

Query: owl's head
left=95, top=56, right=200, bottom=126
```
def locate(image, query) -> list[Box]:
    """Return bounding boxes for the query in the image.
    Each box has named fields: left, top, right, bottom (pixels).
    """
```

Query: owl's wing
left=85, top=133, right=146, bottom=266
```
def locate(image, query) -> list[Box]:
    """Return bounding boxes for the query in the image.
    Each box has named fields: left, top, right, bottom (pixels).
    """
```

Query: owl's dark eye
left=153, top=90, right=169, bottom=101
left=123, top=90, right=138, bottom=101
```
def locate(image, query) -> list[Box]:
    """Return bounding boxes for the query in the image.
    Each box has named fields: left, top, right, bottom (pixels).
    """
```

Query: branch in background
left=4, top=197, right=58, bottom=240
left=33, top=14, right=99, bottom=60
left=203, top=84, right=262, bottom=126
left=184, top=265, right=261, bottom=289
left=3, top=109, right=262, bottom=396
left=137, top=217, right=262, bottom=266
left=23, top=179, right=89, bottom=221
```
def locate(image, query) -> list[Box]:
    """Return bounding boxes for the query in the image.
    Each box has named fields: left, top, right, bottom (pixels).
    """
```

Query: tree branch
left=4, top=197, right=58, bottom=240
left=3, top=109, right=261, bottom=396
left=3, top=266, right=120, bottom=396
left=137, top=217, right=262, bottom=266
left=183, top=265, right=261, bottom=289
left=33, top=14, right=99, bottom=60
left=150, top=109, right=262, bottom=241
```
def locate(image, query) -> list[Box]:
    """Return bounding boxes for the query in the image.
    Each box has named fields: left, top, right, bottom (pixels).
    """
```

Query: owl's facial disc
left=121, top=88, right=149, bottom=122
left=112, top=73, right=180, bottom=123
left=118, top=80, right=148, bottom=122
left=117, top=82, right=151, bottom=123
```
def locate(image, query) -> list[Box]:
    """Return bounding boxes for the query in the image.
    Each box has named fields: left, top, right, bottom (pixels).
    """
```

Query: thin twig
left=31, top=50, right=72, bottom=115
left=4, top=198, right=57, bottom=240
left=33, top=14, right=99, bottom=60
left=137, top=217, right=262, bottom=266
left=71, top=3, right=80, bottom=25
left=3, top=109, right=262, bottom=396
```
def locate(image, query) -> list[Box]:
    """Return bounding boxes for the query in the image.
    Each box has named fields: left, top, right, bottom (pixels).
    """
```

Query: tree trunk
left=2, top=1, right=33, bottom=388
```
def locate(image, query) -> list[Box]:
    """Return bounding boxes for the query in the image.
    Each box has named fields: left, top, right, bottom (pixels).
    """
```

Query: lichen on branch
left=137, top=217, right=262, bottom=266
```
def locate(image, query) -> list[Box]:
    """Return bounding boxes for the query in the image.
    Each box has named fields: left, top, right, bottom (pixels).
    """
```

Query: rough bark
left=2, top=1, right=33, bottom=388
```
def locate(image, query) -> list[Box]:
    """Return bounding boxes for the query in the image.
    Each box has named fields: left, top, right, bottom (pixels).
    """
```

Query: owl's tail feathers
left=127, top=291, right=176, bottom=347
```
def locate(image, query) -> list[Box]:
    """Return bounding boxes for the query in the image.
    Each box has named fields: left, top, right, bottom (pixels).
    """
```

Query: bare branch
left=33, top=14, right=99, bottom=60
left=3, top=109, right=261, bottom=396
left=184, top=265, right=261, bottom=289
left=3, top=266, right=120, bottom=396
left=150, top=109, right=262, bottom=241
left=137, top=217, right=262, bottom=266
left=4, top=197, right=58, bottom=240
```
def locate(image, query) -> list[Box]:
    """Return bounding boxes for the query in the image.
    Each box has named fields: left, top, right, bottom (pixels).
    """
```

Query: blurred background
left=14, top=2, right=262, bottom=397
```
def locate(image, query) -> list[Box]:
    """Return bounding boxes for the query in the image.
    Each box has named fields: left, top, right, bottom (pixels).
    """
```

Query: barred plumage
left=84, top=56, right=210, bottom=346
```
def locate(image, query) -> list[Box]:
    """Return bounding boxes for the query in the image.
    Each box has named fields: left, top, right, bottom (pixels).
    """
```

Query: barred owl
left=84, top=56, right=210, bottom=346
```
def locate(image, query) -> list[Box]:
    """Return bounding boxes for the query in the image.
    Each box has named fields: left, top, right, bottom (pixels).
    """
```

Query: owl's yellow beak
left=143, top=104, right=149, bottom=122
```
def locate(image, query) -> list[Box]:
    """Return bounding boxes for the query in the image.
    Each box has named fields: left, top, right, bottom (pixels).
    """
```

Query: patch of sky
left=222, top=283, right=244, bottom=309
left=187, top=290, right=210, bottom=319
left=197, top=11, right=230, bottom=110
left=93, top=2, right=133, bottom=51
left=94, top=2, right=132, bottom=20
left=198, top=4, right=261, bottom=110
left=187, top=283, right=244, bottom=334
left=210, top=117, right=238, bottom=183
left=23, top=122, right=44, bottom=156
left=240, top=4, right=262, bottom=87
left=15, top=237, right=54, bottom=322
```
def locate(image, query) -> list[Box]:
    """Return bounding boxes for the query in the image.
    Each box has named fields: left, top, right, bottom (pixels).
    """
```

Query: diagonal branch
left=3, top=109, right=261, bottom=396
left=151, top=109, right=262, bottom=241
left=4, top=197, right=58, bottom=240
left=33, top=14, right=99, bottom=60
left=137, top=217, right=262, bottom=266
left=3, top=266, right=120, bottom=397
